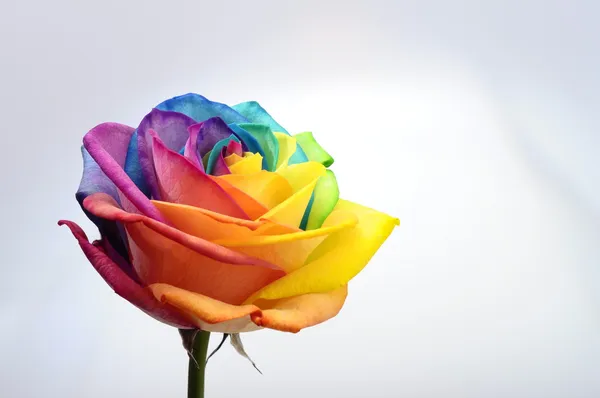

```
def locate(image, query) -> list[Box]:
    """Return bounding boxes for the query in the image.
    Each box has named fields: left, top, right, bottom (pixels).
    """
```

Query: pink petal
left=58, top=220, right=192, bottom=328
left=150, top=131, right=248, bottom=219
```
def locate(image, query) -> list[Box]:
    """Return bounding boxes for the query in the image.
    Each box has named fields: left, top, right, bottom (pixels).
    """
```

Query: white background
left=1, top=1, right=599, bottom=397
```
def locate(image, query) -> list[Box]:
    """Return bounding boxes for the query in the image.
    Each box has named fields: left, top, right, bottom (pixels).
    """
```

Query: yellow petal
left=273, top=132, right=297, bottom=170
left=214, top=210, right=358, bottom=273
left=259, top=161, right=326, bottom=226
left=224, top=153, right=244, bottom=166
left=245, top=199, right=399, bottom=303
left=218, top=171, right=293, bottom=210
left=251, top=285, right=348, bottom=333
left=229, top=153, right=263, bottom=175
left=276, top=161, right=325, bottom=192
left=153, top=200, right=358, bottom=274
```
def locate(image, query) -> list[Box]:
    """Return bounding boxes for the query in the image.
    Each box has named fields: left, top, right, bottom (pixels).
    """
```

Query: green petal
left=306, top=170, right=339, bottom=230
left=294, top=132, right=334, bottom=167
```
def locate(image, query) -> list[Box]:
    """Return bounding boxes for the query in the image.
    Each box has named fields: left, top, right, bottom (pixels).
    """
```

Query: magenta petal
left=150, top=131, right=249, bottom=219
left=83, top=123, right=166, bottom=222
left=212, top=147, right=232, bottom=177
left=226, top=140, right=243, bottom=157
left=58, top=220, right=193, bottom=328
left=136, top=108, right=197, bottom=199
left=183, top=125, right=204, bottom=171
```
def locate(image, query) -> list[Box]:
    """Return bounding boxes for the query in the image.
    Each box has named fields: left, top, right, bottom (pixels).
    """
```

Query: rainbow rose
left=60, top=93, right=398, bottom=334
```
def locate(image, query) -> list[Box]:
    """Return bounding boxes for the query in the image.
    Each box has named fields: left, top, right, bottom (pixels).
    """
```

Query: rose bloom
left=60, top=94, right=398, bottom=333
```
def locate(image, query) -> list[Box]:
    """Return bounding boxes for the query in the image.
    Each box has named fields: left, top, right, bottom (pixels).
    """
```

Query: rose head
left=60, top=93, right=398, bottom=333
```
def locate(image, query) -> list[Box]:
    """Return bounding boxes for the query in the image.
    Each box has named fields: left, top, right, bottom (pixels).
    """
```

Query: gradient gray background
left=1, top=1, right=599, bottom=397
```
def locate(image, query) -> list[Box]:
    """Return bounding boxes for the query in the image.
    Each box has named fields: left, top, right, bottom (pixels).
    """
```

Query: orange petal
left=152, top=200, right=358, bottom=273
left=149, top=283, right=262, bottom=333
left=209, top=175, right=268, bottom=219
left=251, top=285, right=348, bottom=333
left=84, top=193, right=285, bottom=305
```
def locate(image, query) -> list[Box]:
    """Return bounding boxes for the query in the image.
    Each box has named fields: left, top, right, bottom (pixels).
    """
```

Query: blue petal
left=156, top=93, right=248, bottom=124
left=123, top=131, right=151, bottom=198
left=233, top=101, right=308, bottom=165
left=76, top=147, right=129, bottom=258
left=233, top=101, right=288, bottom=133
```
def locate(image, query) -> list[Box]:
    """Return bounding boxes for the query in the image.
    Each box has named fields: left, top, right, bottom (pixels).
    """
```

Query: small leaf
left=230, top=333, right=262, bottom=374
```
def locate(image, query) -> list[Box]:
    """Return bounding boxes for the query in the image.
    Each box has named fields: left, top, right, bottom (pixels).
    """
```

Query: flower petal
left=251, top=285, right=348, bottom=333
left=208, top=176, right=269, bottom=219
left=229, top=123, right=267, bottom=163
left=305, top=170, right=339, bottom=230
left=232, top=101, right=308, bottom=164
left=152, top=200, right=358, bottom=273
left=227, top=153, right=263, bottom=175
left=83, top=123, right=166, bottom=222
left=136, top=108, right=197, bottom=199
left=273, top=132, right=297, bottom=170
left=84, top=194, right=285, bottom=305
left=150, top=131, right=248, bottom=219
left=245, top=199, right=399, bottom=303
left=149, top=283, right=262, bottom=333
left=217, top=171, right=293, bottom=210
left=235, top=123, right=279, bottom=171
left=294, top=131, right=334, bottom=167
left=156, top=93, right=248, bottom=124
left=58, top=220, right=192, bottom=328
left=206, top=135, right=240, bottom=175
left=260, top=162, right=326, bottom=226
left=214, top=210, right=359, bottom=273
left=189, top=117, right=240, bottom=158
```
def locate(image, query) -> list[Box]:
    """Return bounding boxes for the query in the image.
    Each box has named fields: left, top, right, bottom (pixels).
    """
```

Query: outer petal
left=245, top=199, right=399, bottom=303
left=153, top=200, right=358, bottom=273
left=149, top=284, right=263, bottom=333
left=294, top=131, right=334, bottom=167
left=58, top=220, right=192, bottom=328
left=148, top=283, right=348, bottom=334
left=83, top=194, right=285, bottom=305
left=83, top=123, right=166, bottom=222
left=150, top=132, right=248, bottom=219
left=251, top=285, right=348, bottom=333
left=136, top=108, right=197, bottom=199
left=156, top=93, right=248, bottom=124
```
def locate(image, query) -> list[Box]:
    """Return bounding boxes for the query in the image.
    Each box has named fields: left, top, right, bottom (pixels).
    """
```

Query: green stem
left=180, top=329, right=211, bottom=398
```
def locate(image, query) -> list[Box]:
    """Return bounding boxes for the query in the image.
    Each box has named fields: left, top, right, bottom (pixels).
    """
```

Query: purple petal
left=190, top=117, right=237, bottom=158
left=136, top=108, right=197, bottom=199
left=83, top=123, right=166, bottom=222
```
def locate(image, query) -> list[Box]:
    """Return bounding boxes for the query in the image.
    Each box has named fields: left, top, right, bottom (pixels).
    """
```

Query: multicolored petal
left=156, top=93, right=247, bottom=124
left=83, top=193, right=286, bottom=305
left=58, top=220, right=192, bottom=328
left=245, top=199, right=399, bottom=303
